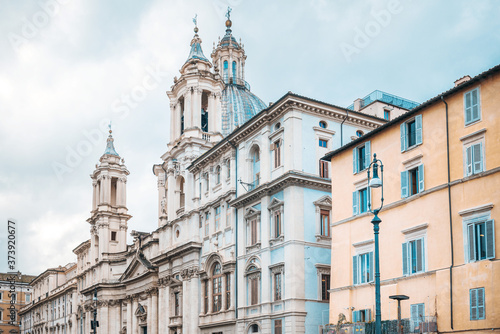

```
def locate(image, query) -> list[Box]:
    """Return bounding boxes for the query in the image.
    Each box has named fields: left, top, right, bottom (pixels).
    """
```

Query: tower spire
left=103, top=123, right=119, bottom=156
left=185, top=15, right=210, bottom=63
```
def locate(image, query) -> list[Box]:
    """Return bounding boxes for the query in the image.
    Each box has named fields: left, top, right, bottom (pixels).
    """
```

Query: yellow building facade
left=0, top=273, right=36, bottom=334
left=324, top=64, right=500, bottom=333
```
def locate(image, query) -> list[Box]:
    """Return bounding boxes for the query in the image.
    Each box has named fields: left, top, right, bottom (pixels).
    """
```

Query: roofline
left=321, top=63, right=500, bottom=161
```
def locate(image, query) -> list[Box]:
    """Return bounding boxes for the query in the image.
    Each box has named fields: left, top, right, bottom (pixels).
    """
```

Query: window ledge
left=269, top=127, right=284, bottom=140
left=272, top=165, right=284, bottom=172
left=465, top=119, right=482, bottom=128
left=315, top=234, right=331, bottom=243
left=246, top=242, right=261, bottom=253
left=313, top=126, right=336, bottom=136
left=269, top=235, right=284, bottom=246
left=213, top=183, right=222, bottom=192
left=402, top=143, right=422, bottom=154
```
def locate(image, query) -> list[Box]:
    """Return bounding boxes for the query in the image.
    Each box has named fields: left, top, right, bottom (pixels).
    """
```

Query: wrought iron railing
left=223, top=76, right=251, bottom=90
left=347, top=90, right=419, bottom=111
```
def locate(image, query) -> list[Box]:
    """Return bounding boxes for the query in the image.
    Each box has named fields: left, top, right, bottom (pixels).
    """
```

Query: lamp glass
left=369, top=177, right=382, bottom=188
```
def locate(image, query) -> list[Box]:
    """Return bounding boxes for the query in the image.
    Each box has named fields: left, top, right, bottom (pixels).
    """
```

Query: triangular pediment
left=268, top=197, right=284, bottom=210
left=313, top=195, right=332, bottom=208
left=244, top=207, right=261, bottom=219
left=120, top=254, right=153, bottom=282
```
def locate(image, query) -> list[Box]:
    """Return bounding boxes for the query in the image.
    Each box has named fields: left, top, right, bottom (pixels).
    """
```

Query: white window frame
left=400, top=114, right=423, bottom=152
left=269, top=263, right=284, bottom=302
left=353, top=178, right=371, bottom=216
left=470, top=287, right=485, bottom=320
left=315, top=264, right=331, bottom=302
left=353, top=141, right=371, bottom=174
left=459, top=204, right=495, bottom=263
left=464, top=87, right=481, bottom=126
left=401, top=224, right=428, bottom=276
left=352, top=240, right=374, bottom=285
left=245, top=207, right=261, bottom=250
left=460, top=128, right=486, bottom=177
left=268, top=198, right=284, bottom=244
left=314, top=196, right=332, bottom=242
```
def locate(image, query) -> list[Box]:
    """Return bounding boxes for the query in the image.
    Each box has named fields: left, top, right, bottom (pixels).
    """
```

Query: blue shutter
left=353, top=310, right=359, bottom=322
left=369, top=251, right=374, bottom=282
left=410, top=304, right=418, bottom=324
left=353, top=148, right=358, bottom=173
left=400, top=123, right=406, bottom=152
left=365, top=141, right=371, bottom=168
left=465, top=91, right=472, bottom=124
left=485, top=219, right=495, bottom=260
left=418, top=164, right=425, bottom=193
left=466, top=146, right=473, bottom=176
left=402, top=242, right=409, bottom=276
left=473, top=143, right=483, bottom=174
left=366, top=309, right=372, bottom=322
left=353, top=191, right=358, bottom=216
left=471, top=88, right=480, bottom=122
left=415, top=238, right=423, bottom=272
left=401, top=171, right=409, bottom=198
left=353, top=256, right=358, bottom=285
left=470, top=288, right=477, bottom=320
left=468, top=224, right=476, bottom=262
left=477, top=288, right=485, bottom=319
left=415, top=115, right=423, bottom=145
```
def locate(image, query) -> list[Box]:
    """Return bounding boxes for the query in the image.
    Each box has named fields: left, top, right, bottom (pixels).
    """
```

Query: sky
left=1, top=0, right=499, bottom=276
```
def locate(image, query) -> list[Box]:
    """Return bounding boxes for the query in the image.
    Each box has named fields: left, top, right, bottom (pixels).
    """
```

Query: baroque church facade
left=20, top=14, right=400, bottom=334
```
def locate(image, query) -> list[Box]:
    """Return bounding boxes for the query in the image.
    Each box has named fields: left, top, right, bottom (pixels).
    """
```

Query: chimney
left=454, top=75, right=471, bottom=87
left=353, top=98, right=363, bottom=111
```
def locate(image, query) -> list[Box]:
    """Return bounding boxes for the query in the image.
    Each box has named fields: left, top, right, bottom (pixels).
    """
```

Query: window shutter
left=471, top=89, right=479, bottom=121
left=365, top=141, right=371, bottom=167
left=353, top=148, right=358, bottom=173
left=473, top=143, right=483, bottom=174
left=477, top=288, right=485, bottom=319
left=367, top=308, right=372, bottom=322
left=465, top=91, right=472, bottom=124
left=353, top=256, right=358, bottom=285
left=352, top=191, right=358, bottom=215
left=470, top=288, right=477, bottom=320
left=415, top=115, right=423, bottom=145
left=468, top=224, right=476, bottom=262
left=369, top=251, right=374, bottom=282
left=402, top=242, right=409, bottom=276
left=485, top=219, right=495, bottom=260
left=401, top=171, right=409, bottom=198
left=325, top=161, right=329, bottom=178
left=466, top=146, right=473, bottom=176
left=418, top=164, right=425, bottom=193
left=416, top=238, right=423, bottom=272
left=410, top=304, right=417, bottom=323
left=400, top=123, right=406, bottom=152
left=352, top=310, right=358, bottom=322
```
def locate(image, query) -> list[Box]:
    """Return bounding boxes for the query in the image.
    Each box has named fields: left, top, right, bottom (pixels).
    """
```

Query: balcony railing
left=223, top=76, right=251, bottom=90
left=324, top=317, right=437, bottom=334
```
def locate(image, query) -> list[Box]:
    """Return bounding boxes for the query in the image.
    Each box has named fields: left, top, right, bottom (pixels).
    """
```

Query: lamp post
left=367, top=153, right=384, bottom=334
left=92, top=287, right=98, bottom=334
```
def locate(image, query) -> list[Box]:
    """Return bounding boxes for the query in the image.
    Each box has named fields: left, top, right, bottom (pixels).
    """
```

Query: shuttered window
left=465, top=143, right=483, bottom=176
left=401, top=164, right=424, bottom=198
left=410, top=303, right=425, bottom=330
left=464, top=88, right=481, bottom=125
left=470, top=287, right=485, bottom=320
left=466, top=220, right=495, bottom=262
left=319, top=160, right=329, bottom=178
left=402, top=238, right=425, bottom=275
left=353, top=141, right=371, bottom=173
left=353, top=309, right=372, bottom=322
left=400, top=115, right=423, bottom=152
left=353, top=252, right=374, bottom=284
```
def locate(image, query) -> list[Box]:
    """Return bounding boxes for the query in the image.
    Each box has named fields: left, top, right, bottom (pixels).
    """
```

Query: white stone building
left=19, top=14, right=418, bottom=334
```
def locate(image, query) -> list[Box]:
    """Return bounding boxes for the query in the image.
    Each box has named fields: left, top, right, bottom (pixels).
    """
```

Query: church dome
left=221, top=78, right=266, bottom=136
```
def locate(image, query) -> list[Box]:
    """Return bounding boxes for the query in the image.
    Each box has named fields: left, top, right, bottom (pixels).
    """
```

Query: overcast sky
left=1, top=0, right=499, bottom=276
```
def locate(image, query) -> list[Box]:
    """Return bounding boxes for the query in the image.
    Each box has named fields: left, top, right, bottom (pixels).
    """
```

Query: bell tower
left=167, top=19, right=224, bottom=145
left=88, top=127, right=131, bottom=263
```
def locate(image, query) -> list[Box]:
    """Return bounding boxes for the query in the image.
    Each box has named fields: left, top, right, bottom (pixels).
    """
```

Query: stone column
left=193, top=88, right=202, bottom=130
left=215, top=93, right=222, bottom=134
left=92, top=181, right=97, bottom=210
left=170, top=102, right=177, bottom=142
left=190, top=274, right=199, bottom=334
left=221, top=274, right=227, bottom=311
left=208, top=93, right=215, bottom=133
left=100, top=303, right=109, bottom=334
left=99, top=178, right=104, bottom=204
left=131, top=298, right=138, bottom=334
left=147, top=294, right=152, bottom=334
left=121, top=177, right=127, bottom=208
left=116, top=178, right=122, bottom=207
left=185, top=90, right=192, bottom=129
left=167, top=169, right=176, bottom=220
left=126, top=299, right=132, bottom=334
left=151, top=290, right=158, bottom=334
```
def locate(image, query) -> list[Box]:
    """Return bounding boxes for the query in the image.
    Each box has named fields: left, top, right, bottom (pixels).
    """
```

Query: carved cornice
left=180, top=267, right=199, bottom=280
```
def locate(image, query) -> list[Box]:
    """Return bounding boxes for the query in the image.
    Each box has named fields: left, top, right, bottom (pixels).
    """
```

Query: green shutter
left=353, top=256, right=358, bottom=285
left=353, top=148, right=358, bottom=173
left=470, top=288, right=477, bottom=320
left=401, top=171, right=409, bottom=198
left=485, top=219, right=495, bottom=260
left=353, top=310, right=359, bottom=322
left=418, top=164, right=425, bottom=193
left=468, top=224, right=476, bottom=262
left=400, top=123, right=406, bottom=152
left=369, top=251, right=374, bottom=282
left=353, top=191, right=358, bottom=216
left=477, top=288, right=485, bottom=319
left=466, top=146, right=473, bottom=176
left=402, top=242, right=409, bottom=276
left=471, top=89, right=480, bottom=121
left=415, top=238, right=423, bottom=272
left=473, top=143, right=483, bottom=174
left=415, top=115, right=423, bottom=145
left=465, top=91, right=472, bottom=124
left=365, top=141, right=371, bottom=168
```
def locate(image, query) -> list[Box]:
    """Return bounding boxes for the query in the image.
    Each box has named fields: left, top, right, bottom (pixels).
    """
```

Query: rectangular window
left=174, top=292, right=180, bottom=316
left=319, top=139, right=328, bottom=148
left=205, top=212, right=210, bottom=236
left=464, top=87, right=481, bottom=125
left=26, top=293, right=31, bottom=302
left=467, top=220, right=495, bottom=262
left=226, top=273, right=231, bottom=309
left=273, top=140, right=282, bottom=168
left=111, top=231, right=117, bottom=241
left=352, top=188, right=369, bottom=215
left=321, top=274, right=330, bottom=301
left=275, top=319, right=282, bottom=334
left=320, top=210, right=330, bottom=237
left=353, top=141, right=370, bottom=173
left=384, top=110, right=390, bottom=120
left=410, top=303, right=425, bottom=330
left=400, top=115, right=423, bottom=152
left=226, top=205, right=231, bottom=227
left=204, top=281, right=209, bottom=313
left=250, top=278, right=258, bottom=305
left=274, top=211, right=282, bottom=238
left=470, top=287, right=485, bottom=320
left=199, top=215, right=202, bottom=229
left=402, top=238, right=425, bottom=275
left=213, top=275, right=222, bottom=312
left=465, top=143, right=483, bottom=176
left=319, top=160, right=329, bottom=178
left=250, top=219, right=258, bottom=245
left=353, top=252, right=374, bottom=284
left=353, top=309, right=371, bottom=322
left=401, top=164, right=424, bottom=198
left=215, top=206, right=221, bottom=231
left=274, top=273, right=282, bottom=301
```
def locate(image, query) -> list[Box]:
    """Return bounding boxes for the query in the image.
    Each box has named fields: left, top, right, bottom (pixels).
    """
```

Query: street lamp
left=92, top=287, right=98, bottom=334
left=367, top=153, right=384, bottom=334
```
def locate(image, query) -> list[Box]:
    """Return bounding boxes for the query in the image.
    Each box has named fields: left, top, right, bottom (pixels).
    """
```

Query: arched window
left=247, top=265, right=260, bottom=306
left=201, top=92, right=209, bottom=132
left=180, top=97, right=185, bottom=135
left=319, top=121, right=327, bottom=128
left=356, top=130, right=364, bottom=137
left=223, top=60, right=228, bottom=82
left=212, top=263, right=222, bottom=312
left=232, top=61, right=237, bottom=82
left=216, top=166, right=221, bottom=185
left=179, top=177, right=185, bottom=208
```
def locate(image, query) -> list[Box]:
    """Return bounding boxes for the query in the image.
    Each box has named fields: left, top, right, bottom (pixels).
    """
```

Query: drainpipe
left=341, top=110, right=349, bottom=146
left=228, top=140, right=239, bottom=319
left=441, top=96, right=454, bottom=330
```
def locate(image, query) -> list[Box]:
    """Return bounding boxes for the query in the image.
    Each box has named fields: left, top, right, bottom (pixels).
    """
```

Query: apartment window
left=465, top=142, right=484, bottom=176
left=401, top=164, right=424, bottom=198
left=215, top=166, right=221, bottom=185
left=319, top=139, right=328, bottom=148
left=226, top=273, right=231, bottom=309
left=215, top=206, right=221, bottom=231
left=273, top=211, right=282, bottom=238
left=226, top=159, right=231, bottom=180
left=247, top=266, right=260, bottom=306
left=466, top=219, right=495, bottom=262
left=353, top=251, right=374, bottom=284
left=226, top=203, right=231, bottom=227
left=353, top=187, right=369, bottom=215
left=274, top=319, right=283, bottom=334
left=410, top=304, right=425, bottom=330
left=274, top=272, right=282, bottom=301
left=353, top=141, right=370, bottom=173
left=111, top=231, right=117, bottom=241
left=26, top=293, right=31, bottom=302
left=245, top=208, right=261, bottom=247
left=272, top=139, right=282, bottom=168
left=384, top=110, right=390, bottom=120
left=403, top=238, right=425, bottom=275
left=212, top=263, right=222, bottom=312
left=199, top=215, right=202, bottom=229
left=174, top=292, right=180, bottom=316
left=320, top=209, right=330, bottom=237
left=204, top=280, right=209, bottom=313
left=464, top=87, right=481, bottom=125
left=321, top=274, right=330, bottom=301
left=400, top=115, right=422, bottom=152
left=205, top=212, right=210, bottom=236
left=250, top=219, right=258, bottom=245
left=470, top=287, right=485, bottom=320
left=319, top=160, right=329, bottom=178
left=353, top=309, right=372, bottom=322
